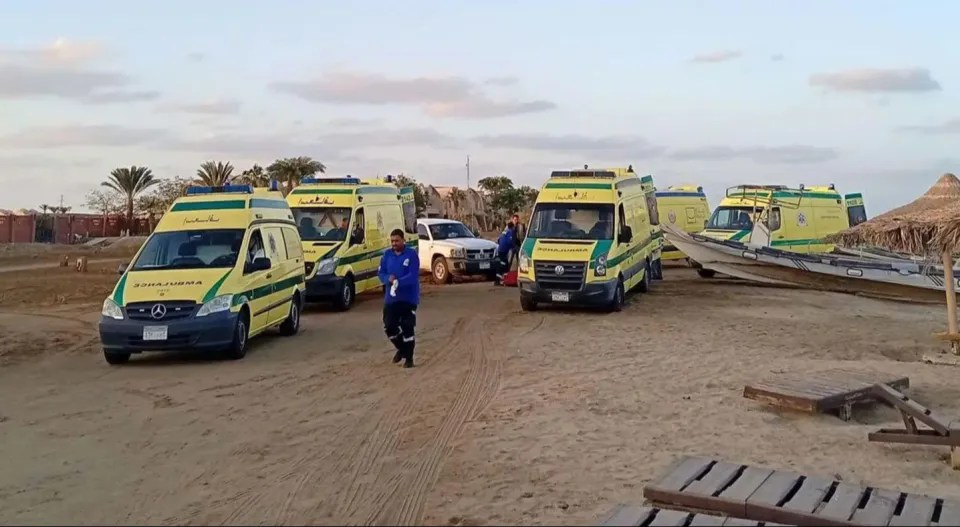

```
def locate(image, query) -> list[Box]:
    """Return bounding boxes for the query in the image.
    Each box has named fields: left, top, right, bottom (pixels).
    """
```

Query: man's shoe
left=392, top=351, right=402, bottom=364
left=403, top=359, right=414, bottom=368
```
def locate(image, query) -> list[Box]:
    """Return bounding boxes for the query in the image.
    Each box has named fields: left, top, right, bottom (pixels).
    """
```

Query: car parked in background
left=416, top=218, right=498, bottom=283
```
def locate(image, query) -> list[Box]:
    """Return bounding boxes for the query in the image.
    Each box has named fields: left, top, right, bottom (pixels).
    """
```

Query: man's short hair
left=390, top=228, right=405, bottom=238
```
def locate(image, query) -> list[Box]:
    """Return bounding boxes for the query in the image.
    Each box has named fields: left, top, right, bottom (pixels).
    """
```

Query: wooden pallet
left=599, top=504, right=790, bottom=526
left=742, top=369, right=910, bottom=420
left=868, top=384, right=960, bottom=470
left=643, top=455, right=960, bottom=526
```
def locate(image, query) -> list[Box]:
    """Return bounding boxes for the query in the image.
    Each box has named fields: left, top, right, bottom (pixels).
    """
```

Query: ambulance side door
left=240, top=228, right=273, bottom=333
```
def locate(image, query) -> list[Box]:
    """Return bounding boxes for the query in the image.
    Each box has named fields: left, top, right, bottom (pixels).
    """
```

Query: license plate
left=143, top=326, right=168, bottom=341
left=551, top=291, right=570, bottom=303
left=479, top=262, right=491, bottom=269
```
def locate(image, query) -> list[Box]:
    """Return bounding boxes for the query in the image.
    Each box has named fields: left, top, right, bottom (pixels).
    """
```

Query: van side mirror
left=246, top=257, right=272, bottom=273
left=350, top=231, right=365, bottom=245
left=618, top=226, right=633, bottom=244
left=117, top=262, right=128, bottom=275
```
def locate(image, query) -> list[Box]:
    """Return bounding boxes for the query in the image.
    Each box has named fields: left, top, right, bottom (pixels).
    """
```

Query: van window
left=766, top=208, right=782, bottom=231
left=351, top=208, right=365, bottom=245
left=417, top=224, right=431, bottom=240
left=645, top=193, right=660, bottom=225
left=265, top=228, right=286, bottom=260
left=130, top=229, right=245, bottom=271
left=281, top=227, right=302, bottom=259
left=528, top=203, right=614, bottom=240
left=618, top=203, right=627, bottom=231
left=707, top=207, right=760, bottom=231
left=246, top=230, right=266, bottom=264
left=292, top=207, right=351, bottom=242
left=847, top=205, right=867, bottom=227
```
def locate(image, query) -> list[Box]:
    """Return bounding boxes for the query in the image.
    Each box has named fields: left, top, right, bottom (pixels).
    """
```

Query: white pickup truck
left=416, top=218, right=499, bottom=284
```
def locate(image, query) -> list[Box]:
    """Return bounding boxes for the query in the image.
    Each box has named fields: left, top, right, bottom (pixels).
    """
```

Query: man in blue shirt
left=494, top=222, right=514, bottom=285
left=379, top=228, right=421, bottom=368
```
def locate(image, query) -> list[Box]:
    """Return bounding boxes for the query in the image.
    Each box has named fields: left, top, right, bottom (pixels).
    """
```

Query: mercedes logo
left=150, top=304, right=167, bottom=320
left=554, top=265, right=565, bottom=275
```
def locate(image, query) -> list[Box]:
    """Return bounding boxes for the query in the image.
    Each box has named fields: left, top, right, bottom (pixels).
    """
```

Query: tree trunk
left=127, top=196, right=134, bottom=237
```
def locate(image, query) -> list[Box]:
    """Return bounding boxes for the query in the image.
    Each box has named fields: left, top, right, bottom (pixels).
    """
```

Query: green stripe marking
left=357, top=187, right=397, bottom=195
left=249, top=198, right=290, bottom=209
left=844, top=193, right=863, bottom=200
left=771, top=238, right=825, bottom=247
left=543, top=183, right=613, bottom=190
left=233, top=274, right=306, bottom=306
left=171, top=200, right=247, bottom=211
left=112, top=272, right=128, bottom=305
left=201, top=270, right=233, bottom=303
left=730, top=229, right=751, bottom=241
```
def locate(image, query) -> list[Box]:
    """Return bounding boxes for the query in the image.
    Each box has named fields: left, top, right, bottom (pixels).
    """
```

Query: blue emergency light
left=269, top=179, right=280, bottom=191
left=301, top=176, right=361, bottom=185
left=185, top=184, right=254, bottom=195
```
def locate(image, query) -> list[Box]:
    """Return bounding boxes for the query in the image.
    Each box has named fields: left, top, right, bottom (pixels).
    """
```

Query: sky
left=1, top=0, right=958, bottom=215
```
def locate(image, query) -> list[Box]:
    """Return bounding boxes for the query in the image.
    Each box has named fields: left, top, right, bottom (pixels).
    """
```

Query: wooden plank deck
left=598, top=504, right=790, bottom=526
left=742, top=368, right=910, bottom=420
left=643, top=455, right=960, bottom=526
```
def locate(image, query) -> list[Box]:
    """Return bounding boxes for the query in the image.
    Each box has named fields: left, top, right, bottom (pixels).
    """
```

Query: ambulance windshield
left=131, top=229, right=246, bottom=270
left=707, top=207, right=757, bottom=231
left=528, top=203, right=615, bottom=240
left=292, top=207, right=351, bottom=241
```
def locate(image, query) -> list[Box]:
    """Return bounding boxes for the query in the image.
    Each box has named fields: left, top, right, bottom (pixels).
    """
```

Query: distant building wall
left=0, top=212, right=157, bottom=244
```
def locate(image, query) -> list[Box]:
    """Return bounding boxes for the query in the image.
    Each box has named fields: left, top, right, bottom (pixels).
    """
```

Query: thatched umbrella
left=830, top=173, right=960, bottom=353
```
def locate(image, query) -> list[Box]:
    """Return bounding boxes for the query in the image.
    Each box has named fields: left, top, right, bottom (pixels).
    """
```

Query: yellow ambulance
left=697, top=184, right=868, bottom=277
left=655, top=184, right=711, bottom=261
left=287, top=175, right=417, bottom=310
left=517, top=166, right=663, bottom=312
left=99, top=182, right=306, bottom=364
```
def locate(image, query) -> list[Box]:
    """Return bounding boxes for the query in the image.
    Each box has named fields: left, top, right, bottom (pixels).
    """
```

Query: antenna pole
left=466, top=155, right=471, bottom=189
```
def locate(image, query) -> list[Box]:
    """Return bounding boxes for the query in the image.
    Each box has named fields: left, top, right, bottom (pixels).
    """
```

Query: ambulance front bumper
left=304, top=273, right=343, bottom=300
left=99, top=310, right=238, bottom=353
left=518, top=278, right=618, bottom=306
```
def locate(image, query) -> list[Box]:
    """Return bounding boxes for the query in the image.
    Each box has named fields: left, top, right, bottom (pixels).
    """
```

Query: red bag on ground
left=502, top=270, right=518, bottom=287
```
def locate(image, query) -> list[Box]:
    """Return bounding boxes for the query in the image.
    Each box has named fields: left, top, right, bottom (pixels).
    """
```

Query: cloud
left=483, top=76, right=519, bottom=86
left=809, top=68, right=941, bottom=93
left=896, top=118, right=960, bottom=135
left=328, top=117, right=385, bottom=128
left=474, top=133, right=665, bottom=157
left=270, top=71, right=556, bottom=119
left=689, top=50, right=743, bottom=63
left=0, top=124, right=167, bottom=148
left=0, top=39, right=159, bottom=104
left=157, top=99, right=242, bottom=115
left=669, top=145, right=839, bottom=164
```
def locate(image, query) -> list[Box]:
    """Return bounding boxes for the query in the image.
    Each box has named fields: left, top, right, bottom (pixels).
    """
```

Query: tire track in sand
left=366, top=315, right=508, bottom=526
left=265, top=317, right=469, bottom=525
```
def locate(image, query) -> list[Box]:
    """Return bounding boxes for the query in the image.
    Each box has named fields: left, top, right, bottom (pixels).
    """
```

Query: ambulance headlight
left=519, top=253, right=530, bottom=273
left=197, top=295, right=234, bottom=317
left=316, top=257, right=338, bottom=275
left=101, top=298, right=124, bottom=320
left=595, top=255, right=607, bottom=277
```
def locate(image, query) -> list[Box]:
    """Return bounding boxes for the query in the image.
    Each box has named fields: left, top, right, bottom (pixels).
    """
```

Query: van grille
left=125, top=300, right=198, bottom=321
left=534, top=261, right=585, bottom=291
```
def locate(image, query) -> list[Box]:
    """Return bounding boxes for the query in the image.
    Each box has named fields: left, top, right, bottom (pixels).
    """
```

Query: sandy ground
left=1, top=259, right=960, bottom=525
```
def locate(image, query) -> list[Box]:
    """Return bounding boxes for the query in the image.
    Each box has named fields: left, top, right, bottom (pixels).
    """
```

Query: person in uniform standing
left=378, top=228, right=421, bottom=368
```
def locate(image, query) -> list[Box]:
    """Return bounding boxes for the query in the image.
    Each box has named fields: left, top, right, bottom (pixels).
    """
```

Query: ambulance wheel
left=638, top=260, right=651, bottom=293
left=607, top=279, right=626, bottom=313
left=103, top=350, right=130, bottom=365
left=278, top=295, right=301, bottom=336
left=432, top=256, right=452, bottom=284
left=697, top=268, right=717, bottom=279
left=520, top=294, right=538, bottom=312
left=333, top=276, right=355, bottom=311
left=224, top=311, right=249, bottom=360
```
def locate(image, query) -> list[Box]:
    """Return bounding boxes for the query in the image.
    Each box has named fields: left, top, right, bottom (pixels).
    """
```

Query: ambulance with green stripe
left=518, top=166, right=664, bottom=312
left=99, top=182, right=306, bottom=365
left=287, top=175, right=417, bottom=311
left=697, top=183, right=868, bottom=277
left=655, top=184, right=711, bottom=261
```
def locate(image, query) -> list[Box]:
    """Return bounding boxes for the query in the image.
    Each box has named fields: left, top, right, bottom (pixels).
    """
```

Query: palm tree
left=238, top=164, right=270, bottom=187
left=267, top=156, right=326, bottom=195
left=196, top=160, right=235, bottom=186
left=101, top=166, right=157, bottom=235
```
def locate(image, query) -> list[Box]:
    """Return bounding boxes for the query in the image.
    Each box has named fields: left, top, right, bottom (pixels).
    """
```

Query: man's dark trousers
left=383, top=301, right=417, bottom=361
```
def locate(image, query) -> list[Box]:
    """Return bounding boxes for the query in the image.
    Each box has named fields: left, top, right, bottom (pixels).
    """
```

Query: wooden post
left=944, top=251, right=960, bottom=355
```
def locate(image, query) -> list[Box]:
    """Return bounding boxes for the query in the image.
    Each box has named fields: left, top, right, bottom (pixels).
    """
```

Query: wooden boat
left=662, top=223, right=958, bottom=303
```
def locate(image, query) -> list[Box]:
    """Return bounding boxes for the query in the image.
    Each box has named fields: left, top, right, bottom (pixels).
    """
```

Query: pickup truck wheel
left=432, top=256, right=452, bottom=284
